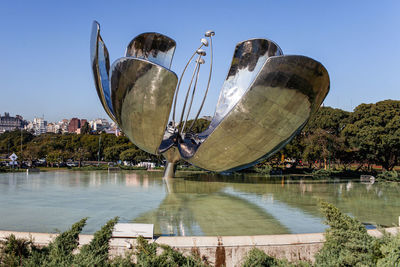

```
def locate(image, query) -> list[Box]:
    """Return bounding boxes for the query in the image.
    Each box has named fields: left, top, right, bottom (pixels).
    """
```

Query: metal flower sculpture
left=90, top=21, right=330, bottom=178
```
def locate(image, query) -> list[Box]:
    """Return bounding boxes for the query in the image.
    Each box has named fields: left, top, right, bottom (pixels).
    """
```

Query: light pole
left=97, top=134, right=101, bottom=166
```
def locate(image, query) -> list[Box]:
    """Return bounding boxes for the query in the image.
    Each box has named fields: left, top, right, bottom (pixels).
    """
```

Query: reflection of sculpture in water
left=91, top=21, right=330, bottom=178
left=133, top=177, right=289, bottom=236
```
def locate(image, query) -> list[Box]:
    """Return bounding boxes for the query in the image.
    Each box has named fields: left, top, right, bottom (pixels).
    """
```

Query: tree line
left=276, top=99, right=400, bottom=171
left=0, top=100, right=399, bottom=170
left=0, top=119, right=211, bottom=167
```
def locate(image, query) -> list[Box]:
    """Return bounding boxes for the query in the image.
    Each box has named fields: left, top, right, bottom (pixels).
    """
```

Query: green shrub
left=46, top=217, right=87, bottom=265
left=119, top=165, right=147, bottom=171
left=376, top=232, right=400, bottom=266
left=242, top=248, right=278, bottom=267
left=3, top=204, right=400, bottom=267
left=241, top=248, right=310, bottom=267
left=74, top=217, right=119, bottom=266
left=134, top=236, right=208, bottom=267
left=0, top=234, right=32, bottom=266
left=254, top=165, right=272, bottom=175
left=0, top=218, right=208, bottom=267
left=377, top=170, right=400, bottom=181
left=0, top=217, right=119, bottom=267
left=311, top=169, right=334, bottom=178
left=315, top=201, right=381, bottom=266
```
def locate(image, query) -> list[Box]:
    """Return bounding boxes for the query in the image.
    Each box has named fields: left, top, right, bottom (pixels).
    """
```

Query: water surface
left=0, top=171, right=399, bottom=236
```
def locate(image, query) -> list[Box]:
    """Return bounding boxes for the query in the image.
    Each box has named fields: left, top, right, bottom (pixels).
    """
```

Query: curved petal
left=125, top=33, right=176, bottom=69
left=90, top=21, right=116, bottom=122
left=110, top=58, right=178, bottom=155
left=178, top=39, right=283, bottom=159
left=186, top=55, right=330, bottom=172
left=203, top=39, right=283, bottom=136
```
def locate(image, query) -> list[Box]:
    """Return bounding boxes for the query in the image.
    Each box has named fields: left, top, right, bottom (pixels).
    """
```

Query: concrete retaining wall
left=1, top=228, right=399, bottom=267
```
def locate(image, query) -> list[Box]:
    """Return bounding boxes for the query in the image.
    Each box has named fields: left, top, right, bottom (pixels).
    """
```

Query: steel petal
left=187, top=55, right=330, bottom=172
left=178, top=39, right=283, bottom=159
left=203, top=39, right=283, bottom=136
left=125, top=33, right=176, bottom=69
left=110, top=58, right=178, bottom=155
left=90, top=21, right=116, bottom=122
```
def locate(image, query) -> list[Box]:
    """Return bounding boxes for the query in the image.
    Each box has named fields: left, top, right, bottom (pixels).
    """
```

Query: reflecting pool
left=0, top=171, right=399, bottom=236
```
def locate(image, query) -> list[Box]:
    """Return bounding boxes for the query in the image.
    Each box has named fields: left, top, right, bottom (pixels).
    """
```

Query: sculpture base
left=163, top=162, right=177, bottom=178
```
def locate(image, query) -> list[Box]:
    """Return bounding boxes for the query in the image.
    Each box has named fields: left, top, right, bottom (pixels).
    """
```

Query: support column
left=163, top=161, right=177, bottom=178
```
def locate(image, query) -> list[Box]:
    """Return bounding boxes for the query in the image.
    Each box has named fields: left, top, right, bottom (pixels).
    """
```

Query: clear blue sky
left=0, top=0, right=399, bottom=122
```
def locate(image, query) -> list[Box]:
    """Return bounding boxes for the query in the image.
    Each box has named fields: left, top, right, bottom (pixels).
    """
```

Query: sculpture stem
left=163, top=161, right=177, bottom=178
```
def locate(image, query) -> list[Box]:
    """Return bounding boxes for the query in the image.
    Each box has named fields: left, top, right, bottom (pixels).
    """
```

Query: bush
left=377, top=170, right=400, bottom=182
left=315, top=201, right=381, bottom=266
left=377, top=232, right=400, bottom=266
left=241, top=248, right=310, bottom=267
left=0, top=217, right=118, bottom=267
left=2, top=204, right=400, bottom=267
left=74, top=217, right=118, bottom=266
left=44, top=217, right=87, bottom=265
left=0, top=234, right=32, bottom=266
left=242, top=248, right=280, bottom=266
left=254, top=165, right=272, bottom=175
left=0, top=218, right=208, bottom=267
left=119, top=165, right=147, bottom=171
left=311, top=169, right=334, bottom=178
left=134, top=236, right=208, bottom=267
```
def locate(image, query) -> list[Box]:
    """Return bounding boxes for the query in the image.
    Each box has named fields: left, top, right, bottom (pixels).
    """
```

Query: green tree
left=304, top=106, right=350, bottom=135
left=72, top=147, right=91, bottom=167
left=342, top=100, right=400, bottom=170
left=0, top=130, right=34, bottom=156
left=302, top=129, right=343, bottom=169
left=120, top=148, right=138, bottom=164
left=104, top=144, right=132, bottom=162
left=22, top=144, right=41, bottom=166
left=280, top=107, right=350, bottom=167
left=180, top=118, right=211, bottom=134
left=279, top=135, right=305, bottom=164
left=46, top=150, right=63, bottom=167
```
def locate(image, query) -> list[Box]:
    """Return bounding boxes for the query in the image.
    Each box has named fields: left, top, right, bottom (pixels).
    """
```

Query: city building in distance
left=0, top=113, right=120, bottom=136
left=68, top=118, right=81, bottom=133
left=0, top=112, right=27, bottom=133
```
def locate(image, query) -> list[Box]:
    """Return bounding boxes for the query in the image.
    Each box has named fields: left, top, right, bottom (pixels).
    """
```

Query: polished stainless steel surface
left=90, top=21, right=116, bottom=122
left=185, top=55, right=329, bottom=172
left=172, top=40, right=208, bottom=125
left=204, top=39, right=283, bottom=135
left=178, top=54, right=202, bottom=133
left=181, top=57, right=203, bottom=135
left=90, top=21, right=330, bottom=177
left=178, top=54, right=207, bottom=134
left=189, top=32, right=214, bottom=132
left=110, top=58, right=177, bottom=155
left=125, top=33, right=176, bottom=69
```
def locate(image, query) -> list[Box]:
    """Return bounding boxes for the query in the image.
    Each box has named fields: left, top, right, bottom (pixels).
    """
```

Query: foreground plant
left=241, top=248, right=310, bottom=267
left=376, top=232, right=400, bottom=266
left=0, top=217, right=118, bottom=267
left=0, top=217, right=207, bottom=267
left=2, top=203, right=400, bottom=266
left=134, top=236, right=208, bottom=267
left=315, top=201, right=382, bottom=266
left=0, top=234, right=32, bottom=266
